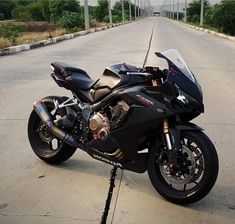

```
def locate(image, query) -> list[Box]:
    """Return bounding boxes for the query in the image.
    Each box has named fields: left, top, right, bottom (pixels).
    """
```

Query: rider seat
left=51, top=62, right=96, bottom=90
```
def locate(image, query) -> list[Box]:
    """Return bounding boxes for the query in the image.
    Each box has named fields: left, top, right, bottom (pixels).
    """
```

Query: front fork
left=163, top=119, right=173, bottom=150
left=162, top=118, right=181, bottom=168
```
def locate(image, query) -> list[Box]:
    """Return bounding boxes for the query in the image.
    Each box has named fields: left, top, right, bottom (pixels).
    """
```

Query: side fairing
left=109, top=86, right=174, bottom=158
left=94, top=68, right=121, bottom=90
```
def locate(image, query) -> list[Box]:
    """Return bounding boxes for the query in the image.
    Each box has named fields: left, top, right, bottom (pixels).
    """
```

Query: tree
left=12, top=4, right=32, bottom=21
left=11, top=0, right=46, bottom=21
left=95, top=0, right=108, bottom=22
left=49, top=0, right=83, bottom=30
left=40, top=0, right=50, bottom=21
left=0, top=0, right=16, bottom=20
left=205, top=0, right=235, bottom=35
left=29, top=1, right=45, bottom=21
left=49, top=0, right=80, bottom=22
left=113, top=0, right=136, bottom=21
left=88, top=5, right=98, bottom=20
left=187, top=0, right=210, bottom=24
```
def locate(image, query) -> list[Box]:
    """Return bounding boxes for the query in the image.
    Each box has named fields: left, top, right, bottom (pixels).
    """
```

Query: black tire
left=28, top=96, right=77, bottom=164
left=148, top=130, right=219, bottom=204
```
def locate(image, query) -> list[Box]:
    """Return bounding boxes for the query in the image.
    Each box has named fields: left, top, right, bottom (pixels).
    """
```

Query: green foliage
left=14, top=0, right=34, bottom=6
left=177, top=12, right=185, bottom=21
left=0, top=13, right=4, bottom=20
left=12, top=0, right=45, bottom=21
left=103, top=14, right=122, bottom=24
left=49, top=0, right=82, bottom=30
left=187, top=0, right=210, bottom=23
left=0, top=23, right=25, bottom=44
left=40, top=0, right=50, bottom=21
left=29, top=1, right=44, bottom=21
left=168, top=12, right=185, bottom=21
left=95, top=0, right=108, bottom=22
left=12, top=5, right=32, bottom=21
left=112, top=15, right=122, bottom=23
left=113, top=0, right=136, bottom=21
left=191, top=14, right=200, bottom=24
left=57, top=11, right=83, bottom=30
left=187, top=0, right=235, bottom=35
left=103, top=15, right=109, bottom=23
left=49, top=0, right=80, bottom=22
left=0, top=0, right=16, bottom=19
left=88, top=5, right=98, bottom=20
left=205, top=0, right=235, bottom=35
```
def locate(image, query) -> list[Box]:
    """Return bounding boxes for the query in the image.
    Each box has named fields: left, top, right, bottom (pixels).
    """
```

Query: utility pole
left=185, top=0, right=187, bottom=22
left=172, top=0, right=175, bottom=20
left=122, top=0, right=125, bottom=22
left=108, top=0, right=112, bottom=25
left=176, top=0, right=179, bottom=21
left=148, top=0, right=150, bottom=17
left=141, top=0, right=145, bottom=18
left=167, top=0, right=169, bottom=18
left=84, top=0, right=89, bottom=30
left=135, top=0, right=137, bottom=20
left=200, top=0, right=204, bottom=26
left=137, top=0, right=139, bottom=18
left=129, top=0, right=132, bottom=21
left=162, top=0, right=165, bottom=17
left=170, top=0, right=172, bottom=19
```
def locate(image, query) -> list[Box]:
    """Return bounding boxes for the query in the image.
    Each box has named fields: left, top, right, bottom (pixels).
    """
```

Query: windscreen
left=156, top=49, right=195, bottom=83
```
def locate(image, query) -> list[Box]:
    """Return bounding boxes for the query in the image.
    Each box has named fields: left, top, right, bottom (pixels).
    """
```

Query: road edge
left=166, top=18, right=235, bottom=42
left=0, top=22, right=131, bottom=56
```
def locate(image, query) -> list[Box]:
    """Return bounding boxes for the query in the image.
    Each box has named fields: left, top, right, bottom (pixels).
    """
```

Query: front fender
left=176, top=122, right=204, bottom=131
left=165, top=122, right=204, bottom=155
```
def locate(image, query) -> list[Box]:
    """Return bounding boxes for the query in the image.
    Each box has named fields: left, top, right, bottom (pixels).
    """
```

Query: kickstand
left=100, top=166, right=118, bottom=224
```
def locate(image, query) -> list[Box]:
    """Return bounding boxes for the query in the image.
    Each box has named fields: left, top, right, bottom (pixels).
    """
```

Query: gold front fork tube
left=163, top=119, right=172, bottom=150
left=152, top=79, right=157, bottom=86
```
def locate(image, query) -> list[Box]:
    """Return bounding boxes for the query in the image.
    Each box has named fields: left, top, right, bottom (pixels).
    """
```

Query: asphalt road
left=0, top=17, right=235, bottom=224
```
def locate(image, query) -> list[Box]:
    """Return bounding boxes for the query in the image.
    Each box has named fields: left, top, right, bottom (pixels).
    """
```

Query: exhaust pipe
left=33, top=100, right=78, bottom=147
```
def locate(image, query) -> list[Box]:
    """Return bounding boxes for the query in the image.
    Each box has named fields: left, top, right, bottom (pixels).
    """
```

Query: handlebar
left=141, top=66, right=167, bottom=85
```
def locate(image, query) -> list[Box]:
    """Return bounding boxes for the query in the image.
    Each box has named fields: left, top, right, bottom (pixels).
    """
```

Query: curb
left=168, top=18, right=235, bottom=42
left=0, top=22, right=130, bottom=56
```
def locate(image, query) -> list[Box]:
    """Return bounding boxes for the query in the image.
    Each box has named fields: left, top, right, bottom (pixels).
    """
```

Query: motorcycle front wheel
left=28, top=96, right=77, bottom=164
left=148, top=130, right=219, bottom=204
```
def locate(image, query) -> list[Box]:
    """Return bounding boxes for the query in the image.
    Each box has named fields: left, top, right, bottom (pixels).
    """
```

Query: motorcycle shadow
left=54, top=157, right=114, bottom=178
left=54, top=155, right=162, bottom=197
left=53, top=156, right=235, bottom=221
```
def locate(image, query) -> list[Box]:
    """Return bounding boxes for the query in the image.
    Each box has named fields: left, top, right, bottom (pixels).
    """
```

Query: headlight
left=177, top=89, right=189, bottom=104
left=175, top=85, right=198, bottom=105
left=50, top=65, right=55, bottom=71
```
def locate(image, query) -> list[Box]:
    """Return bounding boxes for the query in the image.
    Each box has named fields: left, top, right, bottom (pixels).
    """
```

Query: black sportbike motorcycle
left=28, top=49, right=218, bottom=204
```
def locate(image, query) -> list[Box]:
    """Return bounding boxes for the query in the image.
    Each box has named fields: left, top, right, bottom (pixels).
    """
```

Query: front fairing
left=155, top=50, right=203, bottom=104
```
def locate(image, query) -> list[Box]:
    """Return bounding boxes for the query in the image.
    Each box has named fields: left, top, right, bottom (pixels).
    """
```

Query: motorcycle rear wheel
left=148, top=130, right=219, bottom=204
left=28, top=96, right=77, bottom=164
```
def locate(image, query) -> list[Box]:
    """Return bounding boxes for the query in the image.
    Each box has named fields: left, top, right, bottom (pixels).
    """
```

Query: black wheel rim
left=31, top=103, right=65, bottom=158
left=155, top=135, right=205, bottom=192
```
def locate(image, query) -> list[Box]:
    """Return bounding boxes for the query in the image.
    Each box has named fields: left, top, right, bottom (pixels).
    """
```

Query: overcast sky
left=150, top=0, right=220, bottom=7
left=150, top=0, right=222, bottom=10
left=81, top=0, right=222, bottom=9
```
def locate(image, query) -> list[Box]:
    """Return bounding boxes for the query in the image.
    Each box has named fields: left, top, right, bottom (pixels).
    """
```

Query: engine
left=89, top=100, right=130, bottom=140
left=111, top=100, right=130, bottom=128
left=89, top=112, right=110, bottom=140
